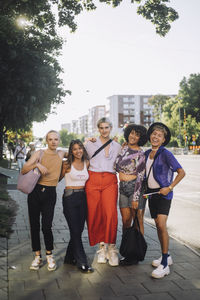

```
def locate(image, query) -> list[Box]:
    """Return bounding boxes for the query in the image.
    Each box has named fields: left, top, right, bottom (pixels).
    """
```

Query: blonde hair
left=46, top=130, right=60, bottom=141
left=97, top=117, right=112, bottom=128
left=152, top=125, right=167, bottom=137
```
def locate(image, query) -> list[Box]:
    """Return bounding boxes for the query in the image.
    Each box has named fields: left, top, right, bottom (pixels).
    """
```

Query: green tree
left=148, top=94, right=170, bottom=121
left=179, top=73, right=200, bottom=122
left=0, top=1, right=178, bottom=37
left=6, top=129, right=34, bottom=145
left=162, top=98, right=181, bottom=146
left=184, top=115, right=200, bottom=146
left=59, top=129, right=77, bottom=147
left=0, top=0, right=178, bottom=158
left=0, top=14, right=68, bottom=158
left=163, top=97, right=200, bottom=147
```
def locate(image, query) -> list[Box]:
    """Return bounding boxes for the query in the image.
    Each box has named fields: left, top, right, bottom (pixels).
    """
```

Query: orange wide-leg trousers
left=85, top=171, right=118, bottom=246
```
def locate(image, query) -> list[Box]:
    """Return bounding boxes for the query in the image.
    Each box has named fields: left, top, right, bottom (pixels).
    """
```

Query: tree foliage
left=162, top=92, right=200, bottom=147
left=149, top=74, right=200, bottom=147
left=0, top=2, right=68, bottom=157
left=59, top=129, right=77, bottom=147
left=0, top=0, right=178, bottom=158
left=179, top=73, right=200, bottom=122
left=0, top=0, right=178, bottom=36
left=6, top=129, right=34, bottom=145
left=148, top=94, right=170, bottom=121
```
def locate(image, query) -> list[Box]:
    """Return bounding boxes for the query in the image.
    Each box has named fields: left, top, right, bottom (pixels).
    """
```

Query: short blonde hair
left=97, top=117, right=112, bottom=128
left=151, top=125, right=167, bottom=137
left=46, top=130, right=60, bottom=141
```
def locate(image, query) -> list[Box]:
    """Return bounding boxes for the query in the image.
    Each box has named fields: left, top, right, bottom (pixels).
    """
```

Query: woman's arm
left=160, top=168, right=186, bottom=196
left=59, top=161, right=70, bottom=181
left=21, top=150, right=48, bottom=175
left=132, top=153, right=146, bottom=209
left=86, top=160, right=90, bottom=169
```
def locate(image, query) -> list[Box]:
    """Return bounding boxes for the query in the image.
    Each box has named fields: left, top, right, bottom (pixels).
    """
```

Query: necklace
left=151, top=148, right=158, bottom=152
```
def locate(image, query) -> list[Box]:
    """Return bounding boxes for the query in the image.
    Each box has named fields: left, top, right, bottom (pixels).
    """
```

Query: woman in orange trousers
left=85, top=118, right=121, bottom=266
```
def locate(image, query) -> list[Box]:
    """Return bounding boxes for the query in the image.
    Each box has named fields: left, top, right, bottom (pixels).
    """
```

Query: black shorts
left=148, top=193, right=172, bottom=219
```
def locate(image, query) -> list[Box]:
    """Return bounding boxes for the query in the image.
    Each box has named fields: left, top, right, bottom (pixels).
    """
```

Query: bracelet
left=168, top=185, right=173, bottom=190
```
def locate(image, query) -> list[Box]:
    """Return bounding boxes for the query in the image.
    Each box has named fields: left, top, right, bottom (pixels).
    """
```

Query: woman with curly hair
left=61, top=139, right=94, bottom=273
left=115, top=124, right=147, bottom=265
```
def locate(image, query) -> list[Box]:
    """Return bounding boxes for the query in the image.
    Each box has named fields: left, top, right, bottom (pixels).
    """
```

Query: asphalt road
left=144, top=154, right=200, bottom=255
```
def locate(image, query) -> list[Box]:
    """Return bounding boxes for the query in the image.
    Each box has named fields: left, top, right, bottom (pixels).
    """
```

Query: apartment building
left=71, top=120, right=79, bottom=134
left=88, top=105, right=106, bottom=136
left=107, top=95, right=154, bottom=135
left=61, top=123, right=71, bottom=132
left=79, top=114, right=89, bottom=136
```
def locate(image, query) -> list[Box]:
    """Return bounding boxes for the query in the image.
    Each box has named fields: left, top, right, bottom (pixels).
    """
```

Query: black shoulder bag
left=120, top=211, right=147, bottom=261
left=91, top=139, right=112, bottom=158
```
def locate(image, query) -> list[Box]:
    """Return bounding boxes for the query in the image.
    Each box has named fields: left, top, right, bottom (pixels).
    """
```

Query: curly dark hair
left=67, top=139, right=89, bottom=167
left=124, top=124, right=147, bottom=146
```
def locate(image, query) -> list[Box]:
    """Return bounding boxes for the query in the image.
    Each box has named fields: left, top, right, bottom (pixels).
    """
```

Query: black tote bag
left=119, top=212, right=147, bottom=261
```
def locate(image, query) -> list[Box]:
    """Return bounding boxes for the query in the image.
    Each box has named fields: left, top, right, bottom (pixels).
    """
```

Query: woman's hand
left=132, top=200, right=139, bottom=210
left=159, top=187, right=171, bottom=196
left=121, top=142, right=127, bottom=148
left=59, top=161, right=69, bottom=181
left=36, top=163, right=49, bottom=175
left=88, top=137, right=96, bottom=143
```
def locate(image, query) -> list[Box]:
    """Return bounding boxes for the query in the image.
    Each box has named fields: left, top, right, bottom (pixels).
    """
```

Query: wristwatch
left=168, top=185, right=173, bottom=190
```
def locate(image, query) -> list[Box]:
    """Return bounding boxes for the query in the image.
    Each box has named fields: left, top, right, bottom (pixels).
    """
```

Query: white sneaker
left=97, top=244, right=107, bottom=264
left=151, top=264, right=170, bottom=278
left=46, top=254, right=57, bottom=271
left=107, top=244, right=119, bottom=266
left=30, top=256, right=43, bottom=270
left=152, top=255, right=173, bottom=267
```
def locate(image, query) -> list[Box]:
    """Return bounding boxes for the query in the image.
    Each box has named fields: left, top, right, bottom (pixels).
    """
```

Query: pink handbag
left=17, top=150, right=43, bottom=194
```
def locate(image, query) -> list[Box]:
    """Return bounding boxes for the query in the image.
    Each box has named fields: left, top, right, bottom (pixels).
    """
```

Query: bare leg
left=137, top=209, right=145, bottom=235
left=154, top=214, right=169, bottom=253
left=120, top=207, right=132, bottom=229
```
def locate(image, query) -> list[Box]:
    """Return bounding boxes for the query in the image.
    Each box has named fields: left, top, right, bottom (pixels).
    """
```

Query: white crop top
left=146, top=157, right=160, bottom=189
left=65, top=161, right=89, bottom=187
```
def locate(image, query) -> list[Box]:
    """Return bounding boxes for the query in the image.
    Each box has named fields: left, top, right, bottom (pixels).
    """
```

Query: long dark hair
left=67, top=139, right=89, bottom=167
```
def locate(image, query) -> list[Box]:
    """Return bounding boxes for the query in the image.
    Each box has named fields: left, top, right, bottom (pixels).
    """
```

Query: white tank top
left=65, top=161, right=89, bottom=187
left=146, top=157, right=160, bottom=189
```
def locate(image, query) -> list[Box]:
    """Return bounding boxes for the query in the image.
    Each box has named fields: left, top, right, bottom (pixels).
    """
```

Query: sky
left=33, top=0, right=200, bottom=137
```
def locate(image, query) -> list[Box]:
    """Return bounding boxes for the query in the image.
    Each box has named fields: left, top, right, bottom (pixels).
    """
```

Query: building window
left=143, top=104, right=150, bottom=109
left=123, top=110, right=129, bottom=114
left=123, top=103, right=134, bottom=109
left=123, top=97, right=134, bottom=103
left=123, top=109, right=135, bottom=115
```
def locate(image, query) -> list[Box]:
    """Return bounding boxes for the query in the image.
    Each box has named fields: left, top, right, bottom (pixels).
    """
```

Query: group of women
left=22, top=118, right=185, bottom=278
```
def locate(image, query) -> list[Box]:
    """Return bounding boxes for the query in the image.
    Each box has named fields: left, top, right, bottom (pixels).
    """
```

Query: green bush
left=0, top=188, right=16, bottom=237
left=0, top=159, right=9, bottom=168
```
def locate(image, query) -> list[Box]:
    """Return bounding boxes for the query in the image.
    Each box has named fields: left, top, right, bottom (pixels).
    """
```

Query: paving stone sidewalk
left=0, top=167, right=200, bottom=300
